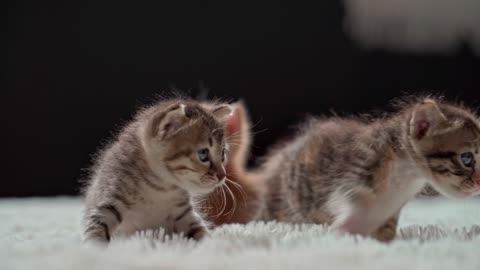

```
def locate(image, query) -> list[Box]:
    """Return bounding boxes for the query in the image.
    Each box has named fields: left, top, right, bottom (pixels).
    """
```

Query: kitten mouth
left=474, top=181, right=480, bottom=191
left=200, top=176, right=219, bottom=186
left=460, top=178, right=480, bottom=194
left=476, top=178, right=480, bottom=186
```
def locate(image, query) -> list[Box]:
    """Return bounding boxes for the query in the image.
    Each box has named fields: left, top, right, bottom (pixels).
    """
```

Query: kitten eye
left=198, top=148, right=209, bottom=162
left=460, top=152, right=474, bottom=167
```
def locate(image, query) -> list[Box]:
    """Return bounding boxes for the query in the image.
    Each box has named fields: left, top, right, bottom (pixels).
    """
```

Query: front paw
left=371, top=226, right=397, bottom=242
left=83, top=231, right=110, bottom=245
left=186, top=226, right=208, bottom=241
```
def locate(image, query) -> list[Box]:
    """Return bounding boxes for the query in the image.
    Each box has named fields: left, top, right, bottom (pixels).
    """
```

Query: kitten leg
left=83, top=204, right=123, bottom=242
left=328, top=188, right=378, bottom=236
left=333, top=213, right=374, bottom=236
left=370, top=212, right=400, bottom=242
left=173, top=205, right=208, bottom=240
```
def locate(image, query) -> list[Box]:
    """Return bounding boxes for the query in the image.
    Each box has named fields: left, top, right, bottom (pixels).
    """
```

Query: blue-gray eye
left=460, top=152, right=474, bottom=167
left=198, top=148, right=209, bottom=162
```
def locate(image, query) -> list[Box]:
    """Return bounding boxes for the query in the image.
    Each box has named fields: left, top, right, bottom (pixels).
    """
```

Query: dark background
left=6, top=1, right=480, bottom=197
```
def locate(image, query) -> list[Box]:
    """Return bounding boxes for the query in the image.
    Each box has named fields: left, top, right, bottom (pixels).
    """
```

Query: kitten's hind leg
left=173, top=206, right=208, bottom=240
left=83, top=204, right=123, bottom=243
left=370, top=212, right=399, bottom=242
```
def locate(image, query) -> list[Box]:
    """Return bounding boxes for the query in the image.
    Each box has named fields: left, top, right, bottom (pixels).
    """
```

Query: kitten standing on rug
left=82, top=99, right=232, bottom=242
left=214, top=97, right=480, bottom=241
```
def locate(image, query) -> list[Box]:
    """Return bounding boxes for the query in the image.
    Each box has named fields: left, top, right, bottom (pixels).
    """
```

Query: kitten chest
left=115, top=187, right=189, bottom=235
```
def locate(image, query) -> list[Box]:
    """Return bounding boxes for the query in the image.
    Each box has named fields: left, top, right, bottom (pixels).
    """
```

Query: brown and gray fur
left=203, top=101, right=264, bottom=225
left=220, top=97, right=480, bottom=241
left=82, top=99, right=232, bottom=242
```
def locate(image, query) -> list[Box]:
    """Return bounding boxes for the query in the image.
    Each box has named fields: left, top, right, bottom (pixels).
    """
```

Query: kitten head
left=408, top=98, right=480, bottom=198
left=143, top=101, right=232, bottom=194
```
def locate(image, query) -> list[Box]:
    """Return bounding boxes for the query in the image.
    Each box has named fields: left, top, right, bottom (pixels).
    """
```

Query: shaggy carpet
left=1, top=197, right=479, bottom=270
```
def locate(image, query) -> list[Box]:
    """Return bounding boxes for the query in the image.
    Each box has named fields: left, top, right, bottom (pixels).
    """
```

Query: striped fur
left=214, top=97, right=480, bottom=242
left=82, top=99, right=231, bottom=242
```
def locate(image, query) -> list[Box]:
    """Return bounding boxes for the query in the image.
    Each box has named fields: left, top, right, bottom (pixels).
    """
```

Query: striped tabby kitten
left=83, top=99, right=232, bottom=242
left=219, top=98, right=480, bottom=241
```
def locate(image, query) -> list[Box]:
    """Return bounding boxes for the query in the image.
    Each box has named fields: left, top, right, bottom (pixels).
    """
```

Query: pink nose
left=210, top=164, right=226, bottom=181
left=216, top=171, right=226, bottom=181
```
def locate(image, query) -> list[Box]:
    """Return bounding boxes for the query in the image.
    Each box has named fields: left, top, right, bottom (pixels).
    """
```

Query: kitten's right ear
left=410, top=99, right=447, bottom=140
left=224, top=100, right=251, bottom=166
left=225, top=101, right=247, bottom=138
left=148, top=104, right=189, bottom=140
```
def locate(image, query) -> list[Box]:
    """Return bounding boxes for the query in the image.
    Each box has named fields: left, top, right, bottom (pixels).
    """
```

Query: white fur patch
left=328, top=157, right=428, bottom=234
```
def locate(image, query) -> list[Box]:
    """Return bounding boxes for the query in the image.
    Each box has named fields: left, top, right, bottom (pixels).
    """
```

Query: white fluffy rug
left=1, top=197, right=479, bottom=270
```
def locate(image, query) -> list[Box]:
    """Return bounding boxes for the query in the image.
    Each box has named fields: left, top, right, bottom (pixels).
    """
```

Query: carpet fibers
left=1, top=197, right=479, bottom=270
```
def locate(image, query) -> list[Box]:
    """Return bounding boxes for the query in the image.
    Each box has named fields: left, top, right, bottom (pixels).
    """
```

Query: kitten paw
left=186, top=226, right=208, bottom=241
left=82, top=235, right=110, bottom=247
left=370, top=215, right=399, bottom=242
left=83, top=230, right=110, bottom=244
left=371, top=226, right=397, bottom=242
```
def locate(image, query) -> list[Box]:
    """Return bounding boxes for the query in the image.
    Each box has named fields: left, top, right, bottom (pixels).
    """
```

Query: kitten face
left=423, top=129, right=480, bottom=198
left=167, top=122, right=228, bottom=194
left=410, top=99, right=480, bottom=198
left=144, top=102, right=231, bottom=194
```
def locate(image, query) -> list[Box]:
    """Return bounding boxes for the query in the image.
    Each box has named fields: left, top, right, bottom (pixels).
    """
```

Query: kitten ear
left=224, top=100, right=252, bottom=167
left=410, top=99, right=447, bottom=140
left=225, top=101, right=246, bottom=137
left=149, top=104, right=189, bottom=140
left=211, top=105, right=233, bottom=120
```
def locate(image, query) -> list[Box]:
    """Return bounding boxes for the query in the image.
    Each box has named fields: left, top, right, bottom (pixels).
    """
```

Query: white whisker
left=226, top=178, right=248, bottom=207
left=222, top=182, right=237, bottom=220
left=213, top=185, right=227, bottom=219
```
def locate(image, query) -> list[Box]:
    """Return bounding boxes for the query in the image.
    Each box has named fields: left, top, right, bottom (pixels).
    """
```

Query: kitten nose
left=210, top=164, right=226, bottom=182
left=216, top=170, right=226, bottom=181
left=215, top=167, right=226, bottom=181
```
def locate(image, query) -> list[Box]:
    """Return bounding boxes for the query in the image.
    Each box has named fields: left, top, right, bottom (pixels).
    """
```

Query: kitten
left=215, top=97, right=480, bottom=241
left=82, top=99, right=232, bottom=242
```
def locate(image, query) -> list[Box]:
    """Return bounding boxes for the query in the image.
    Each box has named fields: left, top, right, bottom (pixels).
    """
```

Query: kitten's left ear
left=148, top=104, right=189, bottom=140
left=410, top=99, right=447, bottom=140
left=211, top=105, right=233, bottom=121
